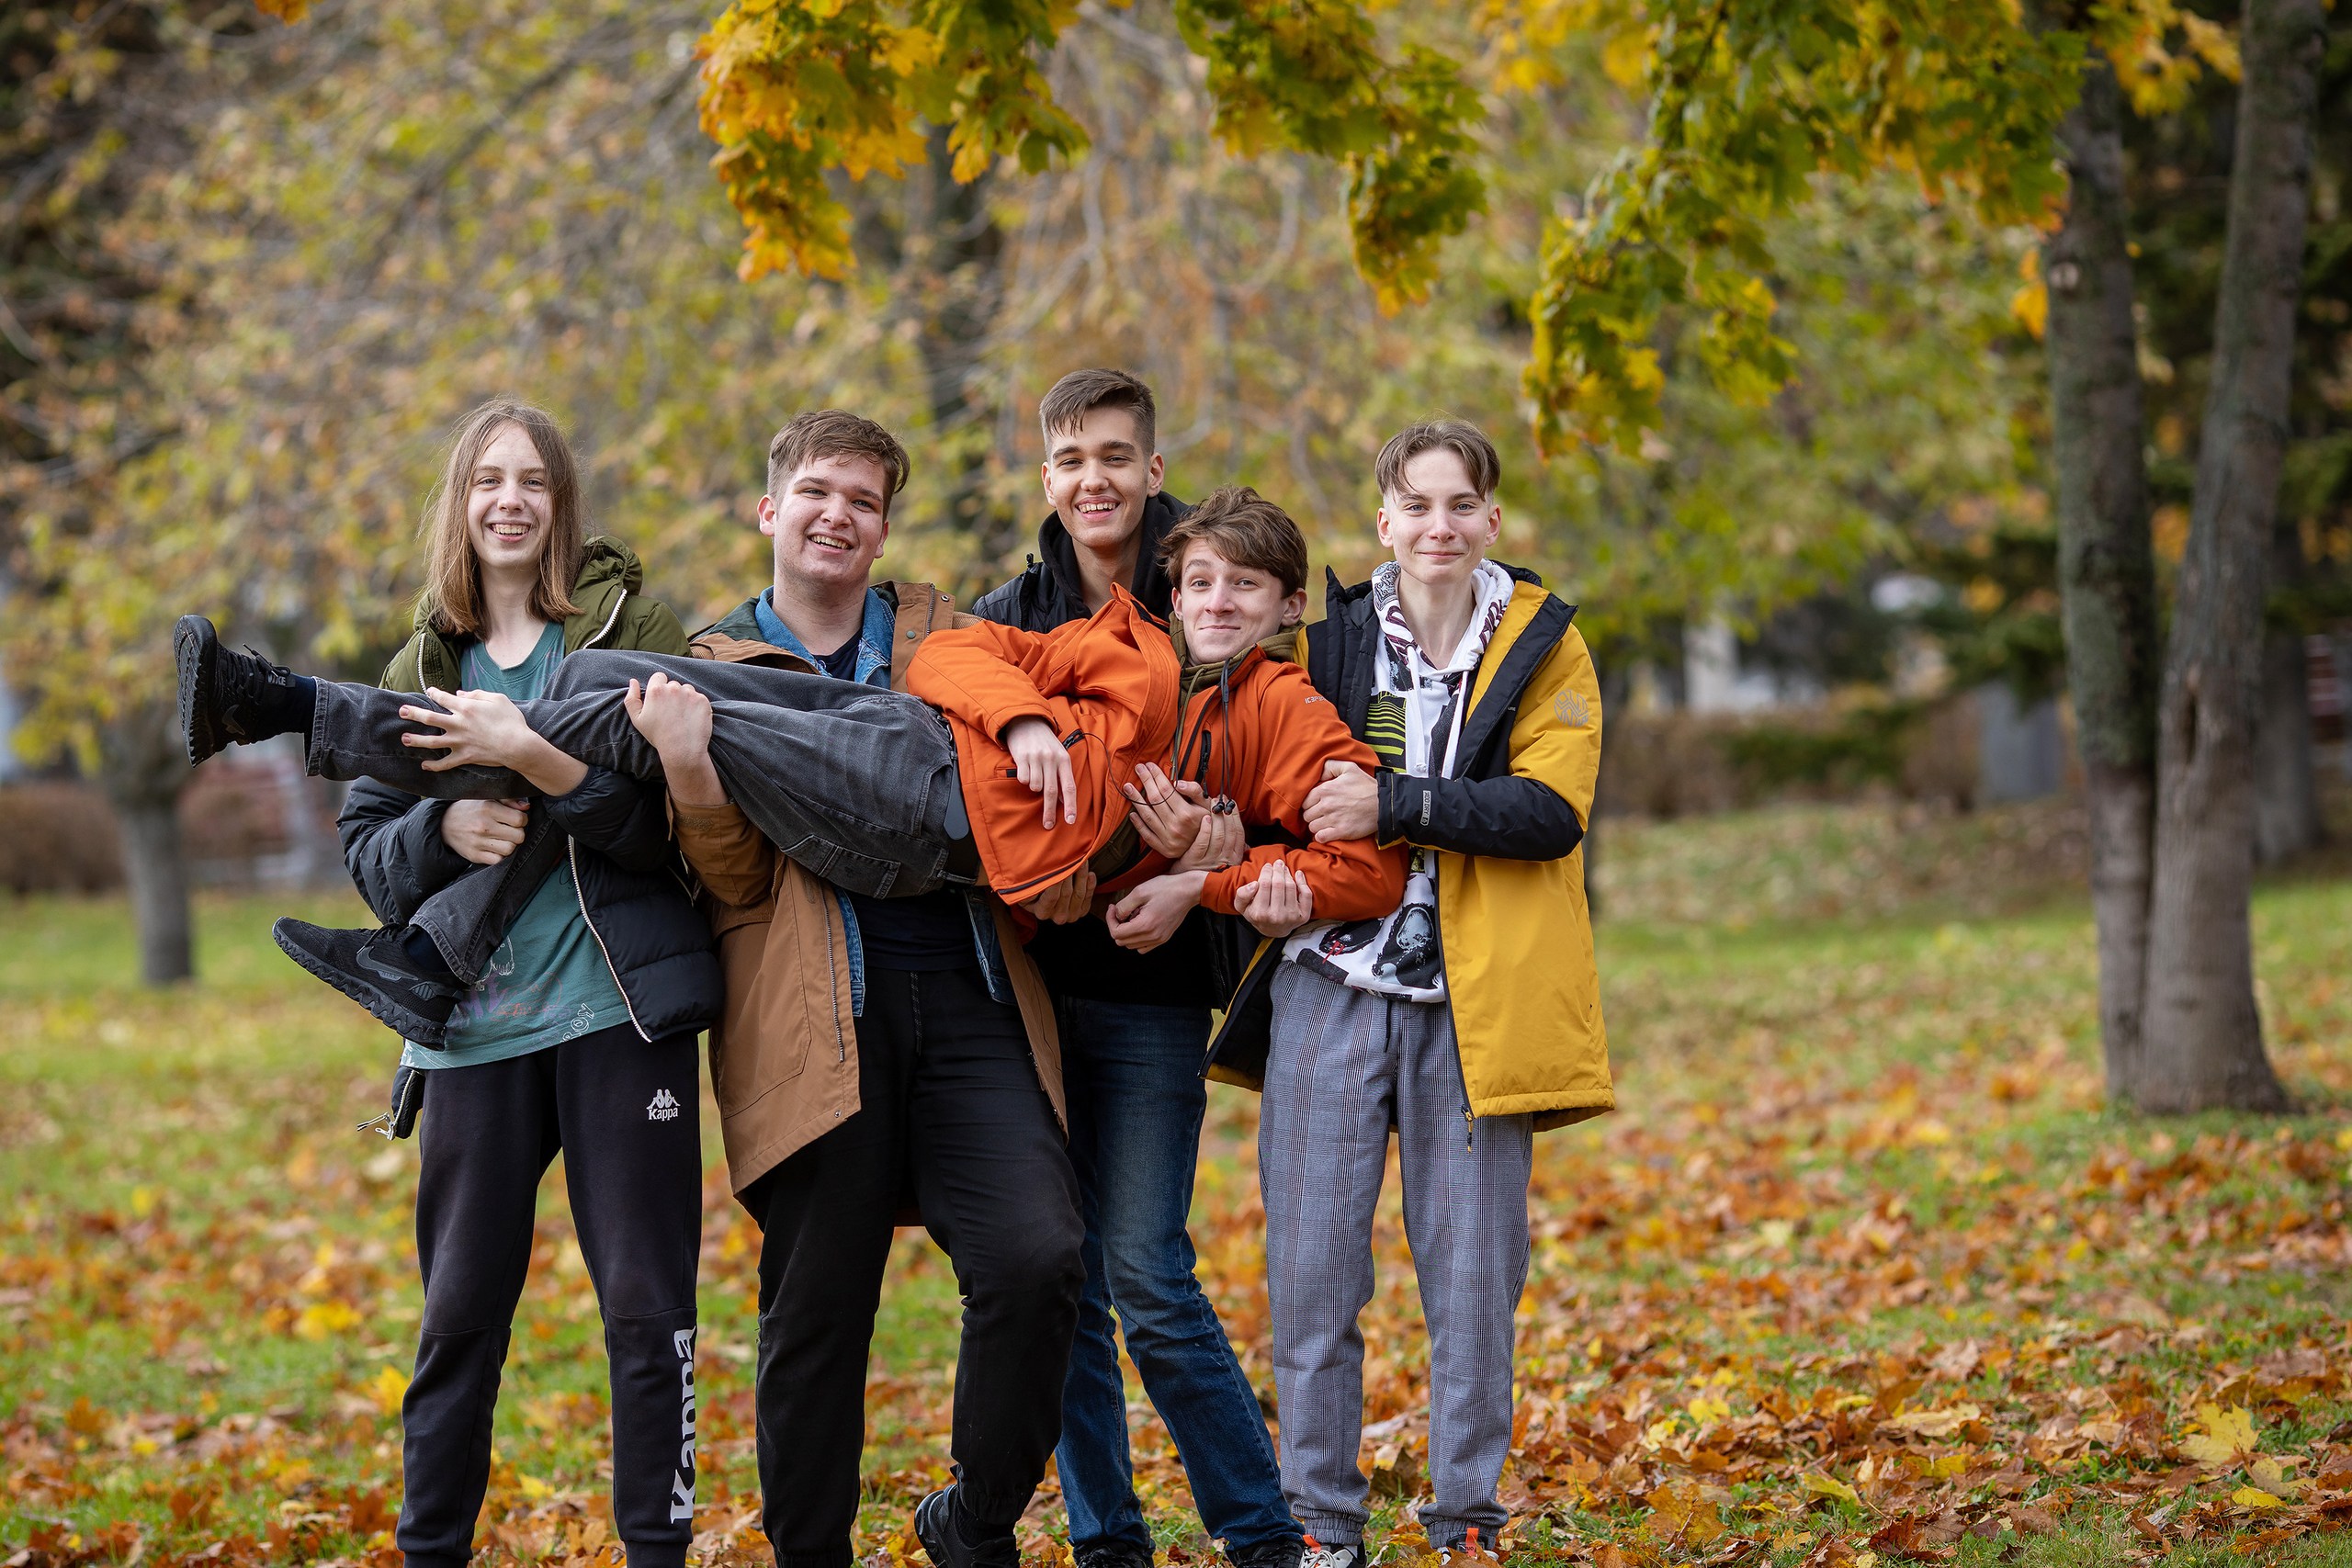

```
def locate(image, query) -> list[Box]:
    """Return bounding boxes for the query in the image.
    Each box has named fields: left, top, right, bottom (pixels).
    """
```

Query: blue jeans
left=1055, top=998, right=1299, bottom=1558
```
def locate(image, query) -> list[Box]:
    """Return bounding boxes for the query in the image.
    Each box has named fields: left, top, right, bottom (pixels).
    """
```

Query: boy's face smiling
left=1042, top=407, right=1164, bottom=557
left=1376, top=446, right=1502, bottom=592
left=1170, top=543, right=1306, bottom=665
left=759, top=454, right=892, bottom=597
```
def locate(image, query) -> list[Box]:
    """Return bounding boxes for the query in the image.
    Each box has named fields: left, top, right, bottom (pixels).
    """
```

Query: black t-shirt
left=809, top=633, right=978, bottom=972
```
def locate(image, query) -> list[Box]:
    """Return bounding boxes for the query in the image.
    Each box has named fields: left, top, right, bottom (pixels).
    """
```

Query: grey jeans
left=308, top=649, right=967, bottom=930
left=1259, top=961, right=1533, bottom=1551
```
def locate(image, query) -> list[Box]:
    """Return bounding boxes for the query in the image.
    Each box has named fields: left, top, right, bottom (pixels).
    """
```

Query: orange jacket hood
left=907, top=586, right=1182, bottom=901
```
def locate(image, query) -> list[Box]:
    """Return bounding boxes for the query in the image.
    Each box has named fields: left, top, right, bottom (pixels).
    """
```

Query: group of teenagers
left=171, top=368, right=1611, bottom=1568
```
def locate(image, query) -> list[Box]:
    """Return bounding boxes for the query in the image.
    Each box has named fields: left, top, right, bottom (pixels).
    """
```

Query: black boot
left=273, top=919, right=463, bottom=1045
left=175, top=615, right=312, bottom=765
left=911, top=1487, right=1018, bottom=1568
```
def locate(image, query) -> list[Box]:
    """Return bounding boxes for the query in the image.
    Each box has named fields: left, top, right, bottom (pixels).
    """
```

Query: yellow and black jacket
left=1204, top=563, right=1612, bottom=1130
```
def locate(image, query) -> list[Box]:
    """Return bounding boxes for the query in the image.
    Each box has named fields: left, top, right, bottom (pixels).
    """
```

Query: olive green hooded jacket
left=379, top=535, right=688, bottom=690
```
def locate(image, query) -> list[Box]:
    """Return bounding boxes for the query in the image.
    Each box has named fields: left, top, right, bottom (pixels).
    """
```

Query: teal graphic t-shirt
left=401, top=621, right=630, bottom=1070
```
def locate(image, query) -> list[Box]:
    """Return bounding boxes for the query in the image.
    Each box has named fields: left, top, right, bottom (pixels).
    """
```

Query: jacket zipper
left=582, top=588, right=628, bottom=649
left=822, top=877, right=846, bottom=1061
left=571, top=836, right=652, bottom=1043
left=563, top=589, right=649, bottom=1040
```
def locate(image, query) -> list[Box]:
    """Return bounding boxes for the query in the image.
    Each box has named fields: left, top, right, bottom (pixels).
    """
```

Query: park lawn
left=0, top=799, right=2349, bottom=1568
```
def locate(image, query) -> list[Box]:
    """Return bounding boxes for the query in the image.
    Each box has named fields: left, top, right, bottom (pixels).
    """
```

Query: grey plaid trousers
left=1258, top=960, right=1532, bottom=1551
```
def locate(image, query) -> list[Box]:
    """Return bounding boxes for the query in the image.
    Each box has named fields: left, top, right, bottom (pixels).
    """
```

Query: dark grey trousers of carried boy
left=304, top=649, right=971, bottom=974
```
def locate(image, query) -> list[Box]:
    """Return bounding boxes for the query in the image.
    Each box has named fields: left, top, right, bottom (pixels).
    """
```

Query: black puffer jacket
left=340, top=770, right=722, bottom=1043
left=343, top=538, right=719, bottom=1043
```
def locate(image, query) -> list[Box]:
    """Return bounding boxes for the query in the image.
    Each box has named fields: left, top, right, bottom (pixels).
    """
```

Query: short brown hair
left=766, top=410, right=910, bottom=511
left=1039, top=367, right=1157, bottom=457
left=1374, top=418, right=1501, bottom=501
left=421, top=400, right=585, bottom=638
left=1157, top=485, right=1308, bottom=597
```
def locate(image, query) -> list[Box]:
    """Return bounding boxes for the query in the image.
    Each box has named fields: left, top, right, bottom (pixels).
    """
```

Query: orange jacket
left=908, top=591, right=1405, bottom=920
left=1159, top=630, right=1406, bottom=921
left=908, top=586, right=1182, bottom=901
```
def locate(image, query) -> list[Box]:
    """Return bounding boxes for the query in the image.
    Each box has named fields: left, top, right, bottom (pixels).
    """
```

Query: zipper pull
left=355, top=1111, right=394, bottom=1139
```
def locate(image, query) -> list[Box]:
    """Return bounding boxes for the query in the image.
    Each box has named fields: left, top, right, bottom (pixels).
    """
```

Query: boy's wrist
left=660, top=746, right=727, bottom=807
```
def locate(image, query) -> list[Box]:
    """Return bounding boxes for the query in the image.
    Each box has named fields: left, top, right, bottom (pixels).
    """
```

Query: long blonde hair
left=420, top=400, right=586, bottom=637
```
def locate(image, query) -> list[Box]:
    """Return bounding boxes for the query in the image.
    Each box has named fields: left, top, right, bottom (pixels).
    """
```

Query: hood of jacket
left=907, top=585, right=1182, bottom=900
left=975, top=492, right=1192, bottom=628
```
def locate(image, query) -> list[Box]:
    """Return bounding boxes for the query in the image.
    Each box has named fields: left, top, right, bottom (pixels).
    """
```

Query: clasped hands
left=401, top=686, right=585, bottom=865
left=1093, top=762, right=1312, bottom=952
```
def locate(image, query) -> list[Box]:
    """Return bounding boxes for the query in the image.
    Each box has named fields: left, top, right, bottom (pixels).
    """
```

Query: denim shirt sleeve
left=836, top=892, right=867, bottom=1018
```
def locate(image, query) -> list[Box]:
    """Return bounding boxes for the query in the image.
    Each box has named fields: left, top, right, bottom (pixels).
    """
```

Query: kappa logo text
left=647, top=1089, right=681, bottom=1122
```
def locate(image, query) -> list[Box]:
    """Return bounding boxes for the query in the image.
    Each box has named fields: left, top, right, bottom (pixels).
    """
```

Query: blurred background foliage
left=0, top=0, right=2346, bottom=965
left=0, top=0, right=2065, bottom=716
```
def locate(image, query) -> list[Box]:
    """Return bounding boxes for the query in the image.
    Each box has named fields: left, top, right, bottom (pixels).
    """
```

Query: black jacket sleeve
left=541, top=768, right=674, bottom=874
left=337, top=778, right=474, bottom=926
left=1376, top=772, right=1585, bottom=862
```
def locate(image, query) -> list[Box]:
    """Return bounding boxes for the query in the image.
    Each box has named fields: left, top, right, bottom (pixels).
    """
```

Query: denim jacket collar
left=752, top=586, right=897, bottom=689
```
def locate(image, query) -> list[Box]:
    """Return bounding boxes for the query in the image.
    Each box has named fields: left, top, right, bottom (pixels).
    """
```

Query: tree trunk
left=2136, top=0, right=2325, bottom=1112
left=1584, top=660, right=1631, bottom=921
left=910, top=127, right=1004, bottom=544
left=118, top=796, right=194, bottom=985
left=98, top=705, right=195, bottom=986
left=2254, top=511, right=2321, bottom=863
left=2042, top=59, right=2160, bottom=1102
left=2254, top=624, right=2320, bottom=863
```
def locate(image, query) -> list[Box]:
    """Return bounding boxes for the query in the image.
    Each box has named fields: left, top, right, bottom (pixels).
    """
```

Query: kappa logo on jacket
left=647, top=1088, right=682, bottom=1122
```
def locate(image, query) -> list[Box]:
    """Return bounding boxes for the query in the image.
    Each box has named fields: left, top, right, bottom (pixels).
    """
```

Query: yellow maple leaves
left=2179, top=1403, right=2258, bottom=1467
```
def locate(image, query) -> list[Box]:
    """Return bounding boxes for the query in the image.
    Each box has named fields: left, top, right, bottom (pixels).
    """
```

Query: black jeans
left=397, top=1025, right=703, bottom=1568
left=305, top=649, right=966, bottom=901
left=743, top=964, right=1085, bottom=1568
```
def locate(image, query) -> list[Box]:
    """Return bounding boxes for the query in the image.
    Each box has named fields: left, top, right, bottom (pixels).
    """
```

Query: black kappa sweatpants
left=745, top=964, right=1086, bottom=1568
left=396, top=1023, right=703, bottom=1568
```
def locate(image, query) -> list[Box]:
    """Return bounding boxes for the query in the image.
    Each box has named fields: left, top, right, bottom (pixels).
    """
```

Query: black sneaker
left=175, top=614, right=305, bottom=765
left=1077, top=1543, right=1155, bottom=1568
left=1227, top=1540, right=1304, bottom=1568
left=274, top=919, right=463, bottom=1045
left=912, top=1485, right=1018, bottom=1568
left=1298, top=1539, right=1362, bottom=1568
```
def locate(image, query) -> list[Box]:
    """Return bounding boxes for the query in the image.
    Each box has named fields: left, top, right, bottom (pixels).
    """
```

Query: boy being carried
left=1206, top=420, right=1610, bottom=1568
left=172, top=479, right=1403, bottom=1032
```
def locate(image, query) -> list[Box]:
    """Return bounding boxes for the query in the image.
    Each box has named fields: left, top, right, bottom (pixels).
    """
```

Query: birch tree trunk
left=2136, top=0, right=2326, bottom=1111
left=2042, top=60, right=2160, bottom=1102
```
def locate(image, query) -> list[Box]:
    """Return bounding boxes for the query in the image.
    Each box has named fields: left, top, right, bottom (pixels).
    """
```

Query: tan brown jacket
left=669, top=581, right=1064, bottom=1196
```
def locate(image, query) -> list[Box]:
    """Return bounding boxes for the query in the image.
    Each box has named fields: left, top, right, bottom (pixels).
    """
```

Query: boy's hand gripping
left=1232, top=861, right=1315, bottom=939
left=1303, top=759, right=1379, bottom=843
left=1123, top=761, right=1243, bottom=870
left=625, top=672, right=726, bottom=807
left=1003, top=716, right=1079, bottom=829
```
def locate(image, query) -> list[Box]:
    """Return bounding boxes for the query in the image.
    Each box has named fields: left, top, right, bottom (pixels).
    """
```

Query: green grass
left=3, top=798, right=2350, bottom=1566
